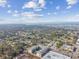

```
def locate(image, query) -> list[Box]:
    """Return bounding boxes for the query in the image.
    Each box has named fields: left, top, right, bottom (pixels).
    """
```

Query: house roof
left=42, top=51, right=71, bottom=59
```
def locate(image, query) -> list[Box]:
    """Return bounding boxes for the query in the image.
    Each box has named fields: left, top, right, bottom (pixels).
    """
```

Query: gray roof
left=37, top=47, right=51, bottom=57
left=42, top=51, right=71, bottom=59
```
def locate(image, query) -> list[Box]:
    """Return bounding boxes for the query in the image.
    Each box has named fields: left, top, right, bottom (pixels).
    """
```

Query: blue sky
left=0, top=0, right=79, bottom=24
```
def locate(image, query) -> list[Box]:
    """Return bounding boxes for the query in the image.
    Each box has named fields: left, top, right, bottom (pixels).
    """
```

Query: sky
left=0, top=0, right=79, bottom=24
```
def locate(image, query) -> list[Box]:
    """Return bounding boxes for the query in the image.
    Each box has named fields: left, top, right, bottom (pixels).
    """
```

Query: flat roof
left=42, top=51, right=71, bottom=59
left=77, top=39, right=79, bottom=41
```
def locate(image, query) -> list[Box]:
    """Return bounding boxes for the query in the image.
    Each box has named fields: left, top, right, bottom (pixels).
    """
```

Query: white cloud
left=22, top=0, right=45, bottom=11
left=14, top=10, right=18, bottom=13
left=56, top=6, right=60, bottom=10
left=21, top=12, right=43, bottom=18
left=34, top=8, right=42, bottom=11
left=7, top=4, right=11, bottom=8
left=7, top=10, right=12, bottom=13
left=38, top=0, right=45, bottom=8
left=23, top=1, right=36, bottom=9
left=66, top=5, right=72, bottom=9
left=64, top=14, right=79, bottom=22
left=7, top=9, right=43, bottom=18
left=47, top=13, right=51, bottom=15
left=76, top=14, right=79, bottom=17
left=66, top=0, right=78, bottom=5
left=0, top=0, right=7, bottom=7
left=12, top=14, right=19, bottom=17
left=66, top=0, right=78, bottom=9
left=53, top=12, right=57, bottom=15
left=7, top=10, right=20, bottom=17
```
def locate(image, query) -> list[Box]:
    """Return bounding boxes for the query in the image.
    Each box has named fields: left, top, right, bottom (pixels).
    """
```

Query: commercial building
left=42, top=51, right=71, bottom=59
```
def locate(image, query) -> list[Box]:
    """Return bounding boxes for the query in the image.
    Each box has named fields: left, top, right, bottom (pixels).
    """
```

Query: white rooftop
left=76, top=39, right=79, bottom=45
left=42, top=51, right=71, bottom=59
left=77, top=39, right=79, bottom=41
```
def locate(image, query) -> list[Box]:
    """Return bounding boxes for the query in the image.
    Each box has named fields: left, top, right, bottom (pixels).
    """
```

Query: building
left=36, top=47, right=51, bottom=57
left=62, top=44, right=73, bottom=52
left=76, top=39, right=79, bottom=45
left=28, top=45, right=51, bottom=57
left=42, top=51, right=71, bottom=59
left=28, top=45, right=42, bottom=55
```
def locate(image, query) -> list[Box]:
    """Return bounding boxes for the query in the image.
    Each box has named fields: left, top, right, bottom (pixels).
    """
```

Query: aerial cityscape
left=0, top=0, right=79, bottom=59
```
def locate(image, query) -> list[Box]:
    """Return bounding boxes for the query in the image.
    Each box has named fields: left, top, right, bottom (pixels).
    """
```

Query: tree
left=56, top=40, right=63, bottom=48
